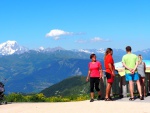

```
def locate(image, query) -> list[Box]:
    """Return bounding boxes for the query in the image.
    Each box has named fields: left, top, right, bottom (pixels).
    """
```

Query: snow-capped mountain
left=75, top=48, right=125, bottom=54
left=0, top=40, right=28, bottom=55
left=96, top=48, right=105, bottom=54
left=75, top=48, right=106, bottom=54
left=36, top=46, right=64, bottom=52
left=78, top=49, right=93, bottom=54
left=136, top=48, right=150, bottom=54
left=39, top=46, right=45, bottom=51
left=0, top=40, right=150, bottom=58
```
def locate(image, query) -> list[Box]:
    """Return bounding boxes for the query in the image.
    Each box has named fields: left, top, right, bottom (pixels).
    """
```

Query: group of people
left=86, top=46, right=146, bottom=102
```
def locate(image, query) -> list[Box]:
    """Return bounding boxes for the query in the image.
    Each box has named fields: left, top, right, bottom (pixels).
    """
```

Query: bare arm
left=108, top=63, right=113, bottom=72
left=130, top=61, right=139, bottom=74
left=133, top=61, right=138, bottom=72
left=88, top=70, right=90, bottom=77
left=99, top=66, right=103, bottom=78
left=108, top=63, right=115, bottom=76
left=86, top=70, right=90, bottom=82
left=122, top=62, right=132, bottom=71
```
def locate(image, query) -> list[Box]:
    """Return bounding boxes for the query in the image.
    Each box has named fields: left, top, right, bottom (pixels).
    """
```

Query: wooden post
left=145, top=73, right=148, bottom=95
left=148, top=73, right=150, bottom=94
left=100, top=77, right=106, bottom=99
left=121, top=76, right=127, bottom=97
left=118, top=75, right=123, bottom=97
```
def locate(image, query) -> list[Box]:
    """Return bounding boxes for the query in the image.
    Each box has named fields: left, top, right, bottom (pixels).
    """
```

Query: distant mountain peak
left=79, top=49, right=92, bottom=54
left=36, top=46, right=64, bottom=52
left=77, top=48, right=105, bottom=54
left=0, top=40, right=17, bottom=48
left=5, top=40, right=17, bottom=44
left=96, top=48, right=105, bottom=54
left=39, top=46, right=45, bottom=51
left=0, top=40, right=28, bottom=55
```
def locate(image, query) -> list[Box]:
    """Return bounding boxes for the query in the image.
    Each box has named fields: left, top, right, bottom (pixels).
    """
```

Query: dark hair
left=90, top=54, right=96, bottom=59
left=126, top=46, right=132, bottom=52
left=104, top=48, right=113, bottom=59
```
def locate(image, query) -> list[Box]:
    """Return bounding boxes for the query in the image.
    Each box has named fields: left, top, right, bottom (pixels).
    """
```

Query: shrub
left=5, top=93, right=27, bottom=102
left=5, top=93, right=90, bottom=102
left=28, top=93, right=46, bottom=102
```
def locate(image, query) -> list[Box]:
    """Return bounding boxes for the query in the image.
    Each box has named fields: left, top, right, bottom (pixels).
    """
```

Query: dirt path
left=0, top=100, right=150, bottom=113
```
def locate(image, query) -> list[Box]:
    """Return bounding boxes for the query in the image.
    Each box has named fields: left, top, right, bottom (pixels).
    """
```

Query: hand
left=131, top=69, right=135, bottom=74
left=99, top=75, right=102, bottom=79
left=129, top=68, right=133, bottom=72
left=99, top=73, right=103, bottom=79
left=129, top=68, right=135, bottom=74
left=112, top=71, right=115, bottom=76
left=86, top=77, right=89, bottom=82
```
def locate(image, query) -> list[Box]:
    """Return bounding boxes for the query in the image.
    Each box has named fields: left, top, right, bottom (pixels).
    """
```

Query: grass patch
left=5, top=93, right=90, bottom=102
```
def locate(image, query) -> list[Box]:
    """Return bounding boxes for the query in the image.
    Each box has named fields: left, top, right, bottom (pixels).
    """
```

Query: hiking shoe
left=129, top=98, right=135, bottom=101
left=90, top=99, right=94, bottom=102
left=109, top=97, right=113, bottom=101
left=97, top=95, right=101, bottom=100
left=105, top=98, right=112, bottom=101
left=140, top=96, right=144, bottom=100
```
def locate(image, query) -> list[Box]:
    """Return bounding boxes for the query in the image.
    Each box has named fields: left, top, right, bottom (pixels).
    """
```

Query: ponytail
left=104, top=48, right=113, bottom=60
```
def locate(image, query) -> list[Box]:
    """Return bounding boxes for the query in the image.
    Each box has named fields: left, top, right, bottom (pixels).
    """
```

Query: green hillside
left=41, top=76, right=90, bottom=97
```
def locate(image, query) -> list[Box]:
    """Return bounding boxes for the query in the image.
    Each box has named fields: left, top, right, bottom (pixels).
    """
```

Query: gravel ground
left=0, top=97, right=150, bottom=113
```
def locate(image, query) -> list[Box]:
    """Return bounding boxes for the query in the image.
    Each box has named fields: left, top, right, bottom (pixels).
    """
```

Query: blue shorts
left=125, top=73, right=139, bottom=81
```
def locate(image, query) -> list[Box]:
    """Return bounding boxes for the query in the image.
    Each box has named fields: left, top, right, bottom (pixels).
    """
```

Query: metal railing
left=100, top=73, right=150, bottom=98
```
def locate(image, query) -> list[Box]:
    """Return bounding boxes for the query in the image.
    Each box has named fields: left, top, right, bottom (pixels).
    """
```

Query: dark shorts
left=105, top=72, right=114, bottom=83
left=90, top=77, right=100, bottom=92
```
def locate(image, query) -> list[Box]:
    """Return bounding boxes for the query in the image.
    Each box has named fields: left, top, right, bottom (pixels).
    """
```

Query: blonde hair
left=138, top=55, right=143, bottom=64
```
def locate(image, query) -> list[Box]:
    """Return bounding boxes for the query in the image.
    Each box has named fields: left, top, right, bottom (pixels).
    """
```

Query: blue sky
left=0, top=0, right=150, bottom=51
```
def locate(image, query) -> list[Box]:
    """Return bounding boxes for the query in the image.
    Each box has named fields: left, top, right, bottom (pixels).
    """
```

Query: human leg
left=136, top=79, right=144, bottom=100
left=90, top=78, right=95, bottom=102
left=140, top=77, right=146, bottom=96
left=105, top=72, right=113, bottom=100
left=133, top=73, right=143, bottom=99
left=105, top=83, right=112, bottom=99
left=136, top=80, right=142, bottom=96
left=129, top=80, right=134, bottom=98
left=95, top=78, right=101, bottom=100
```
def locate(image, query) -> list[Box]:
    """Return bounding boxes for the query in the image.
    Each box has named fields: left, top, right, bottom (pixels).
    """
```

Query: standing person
left=86, top=54, right=103, bottom=102
left=122, top=46, right=144, bottom=100
left=137, top=55, right=147, bottom=97
left=104, top=48, right=115, bottom=101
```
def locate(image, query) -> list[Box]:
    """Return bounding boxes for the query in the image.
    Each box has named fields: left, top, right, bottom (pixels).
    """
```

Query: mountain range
left=1, top=50, right=91, bottom=94
left=0, top=40, right=150, bottom=94
left=0, top=40, right=149, bottom=59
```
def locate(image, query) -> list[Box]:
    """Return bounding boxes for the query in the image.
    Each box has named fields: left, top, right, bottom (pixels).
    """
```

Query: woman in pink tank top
left=86, top=54, right=103, bottom=102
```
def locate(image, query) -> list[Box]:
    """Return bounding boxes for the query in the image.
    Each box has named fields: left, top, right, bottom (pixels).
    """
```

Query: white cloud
left=46, top=29, right=73, bottom=40
left=91, top=37, right=111, bottom=42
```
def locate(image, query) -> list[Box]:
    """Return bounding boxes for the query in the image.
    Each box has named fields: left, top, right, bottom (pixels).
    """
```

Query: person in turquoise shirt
left=122, top=46, right=144, bottom=101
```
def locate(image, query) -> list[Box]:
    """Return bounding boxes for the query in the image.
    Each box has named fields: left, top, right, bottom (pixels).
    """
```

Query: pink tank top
left=89, top=61, right=101, bottom=78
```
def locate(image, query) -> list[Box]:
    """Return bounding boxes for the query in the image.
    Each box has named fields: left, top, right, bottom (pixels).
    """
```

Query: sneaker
left=97, top=95, right=101, bottom=100
left=90, top=99, right=94, bottom=102
left=140, top=96, right=144, bottom=100
left=105, top=98, right=111, bottom=101
left=129, top=97, right=135, bottom=101
left=109, top=97, right=113, bottom=101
